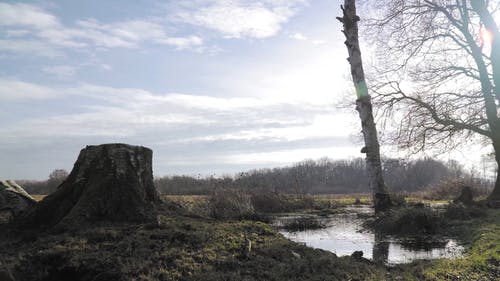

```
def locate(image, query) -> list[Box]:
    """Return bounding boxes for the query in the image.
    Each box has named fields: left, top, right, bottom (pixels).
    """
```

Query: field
left=1, top=195, right=500, bottom=280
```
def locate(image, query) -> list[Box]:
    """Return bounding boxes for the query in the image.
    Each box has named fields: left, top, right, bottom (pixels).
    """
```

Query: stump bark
left=19, top=144, right=160, bottom=231
left=454, top=186, right=474, bottom=206
left=0, top=180, right=36, bottom=224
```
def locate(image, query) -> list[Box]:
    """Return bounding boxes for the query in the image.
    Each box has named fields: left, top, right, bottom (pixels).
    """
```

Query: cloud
left=0, top=3, right=58, bottom=29
left=0, top=78, right=59, bottom=101
left=0, top=39, right=62, bottom=57
left=0, top=1, right=309, bottom=57
left=158, top=36, right=204, bottom=49
left=289, top=33, right=327, bottom=46
left=42, top=65, right=77, bottom=79
left=5, top=29, right=31, bottom=37
left=312, top=40, right=326, bottom=45
left=1, top=79, right=346, bottom=143
left=75, top=19, right=203, bottom=49
left=291, top=32, right=307, bottom=40
left=175, top=0, right=307, bottom=39
left=0, top=78, right=358, bottom=178
left=0, top=3, right=204, bottom=53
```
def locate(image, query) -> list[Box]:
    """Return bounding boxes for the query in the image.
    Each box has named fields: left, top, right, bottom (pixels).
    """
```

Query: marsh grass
left=2, top=194, right=500, bottom=280
left=368, top=207, right=444, bottom=235
left=31, top=194, right=46, bottom=202
left=280, top=216, right=326, bottom=232
left=0, top=204, right=390, bottom=281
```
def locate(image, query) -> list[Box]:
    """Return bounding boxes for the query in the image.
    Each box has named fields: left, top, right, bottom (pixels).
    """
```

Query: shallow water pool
left=275, top=206, right=464, bottom=264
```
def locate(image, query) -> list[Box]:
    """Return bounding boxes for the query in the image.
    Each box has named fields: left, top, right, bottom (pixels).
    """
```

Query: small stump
left=454, top=186, right=474, bottom=206
left=18, top=144, right=160, bottom=231
left=0, top=180, right=36, bottom=224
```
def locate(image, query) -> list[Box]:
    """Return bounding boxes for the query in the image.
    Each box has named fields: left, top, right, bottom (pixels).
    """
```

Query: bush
left=248, top=191, right=317, bottom=213
left=208, top=189, right=254, bottom=219
left=389, top=192, right=407, bottom=207
left=249, top=190, right=289, bottom=213
left=281, top=217, right=326, bottom=232
left=424, top=178, right=492, bottom=200
left=368, top=207, right=443, bottom=235
left=443, top=203, right=487, bottom=220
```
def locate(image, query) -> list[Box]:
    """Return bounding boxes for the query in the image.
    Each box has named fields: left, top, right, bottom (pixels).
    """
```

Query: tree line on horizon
left=154, top=157, right=492, bottom=196
left=14, top=157, right=492, bottom=196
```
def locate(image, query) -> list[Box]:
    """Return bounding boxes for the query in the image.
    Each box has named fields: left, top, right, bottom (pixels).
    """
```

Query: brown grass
left=31, top=194, right=47, bottom=202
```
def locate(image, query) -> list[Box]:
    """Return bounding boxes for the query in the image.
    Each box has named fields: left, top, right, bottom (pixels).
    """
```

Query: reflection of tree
left=372, top=232, right=389, bottom=264
left=400, top=238, right=447, bottom=252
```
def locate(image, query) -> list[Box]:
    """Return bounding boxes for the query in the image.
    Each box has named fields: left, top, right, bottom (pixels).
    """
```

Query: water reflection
left=276, top=206, right=464, bottom=264
left=373, top=232, right=389, bottom=263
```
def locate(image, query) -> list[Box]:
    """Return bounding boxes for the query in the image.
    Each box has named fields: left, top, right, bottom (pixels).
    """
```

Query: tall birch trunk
left=337, top=0, right=391, bottom=212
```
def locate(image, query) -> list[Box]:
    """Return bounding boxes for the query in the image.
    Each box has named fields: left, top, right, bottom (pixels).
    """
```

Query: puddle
left=274, top=206, right=464, bottom=264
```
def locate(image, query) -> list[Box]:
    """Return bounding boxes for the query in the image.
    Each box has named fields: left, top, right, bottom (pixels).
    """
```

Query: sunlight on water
left=276, top=206, right=464, bottom=264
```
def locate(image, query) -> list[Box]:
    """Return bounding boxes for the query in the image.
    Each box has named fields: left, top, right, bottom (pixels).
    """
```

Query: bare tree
left=47, top=169, right=68, bottom=186
left=363, top=0, right=500, bottom=203
left=337, top=0, right=392, bottom=212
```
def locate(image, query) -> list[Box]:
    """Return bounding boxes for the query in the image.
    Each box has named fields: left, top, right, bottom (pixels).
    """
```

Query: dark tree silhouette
left=362, top=0, right=500, bottom=204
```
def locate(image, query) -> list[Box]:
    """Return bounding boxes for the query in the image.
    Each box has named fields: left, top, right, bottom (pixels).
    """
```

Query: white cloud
left=0, top=39, right=62, bottom=57
left=99, top=64, right=112, bottom=71
left=0, top=78, right=358, bottom=178
left=75, top=19, right=202, bottom=49
left=0, top=3, right=204, bottom=52
left=0, top=80, right=340, bottom=141
left=289, top=33, right=327, bottom=45
left=176, top=0, right=307, bottom=39
left=0, top=3, right=58, bottom=29
left=312, top=39, right=326, bottom=45
left=5, top=29, right=31, bottom=37
left=291, top=32, right=307, bottom=40
left=226, top=146, right=360, bottom=165
left=158, top=35, right=204, bottom=49
left=42, top=65, right=77, bottom=79
left=0, top=78, right=58, bottom=101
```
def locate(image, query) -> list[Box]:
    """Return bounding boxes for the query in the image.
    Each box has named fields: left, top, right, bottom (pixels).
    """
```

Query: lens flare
left=480, top=26, right=493, bottom=47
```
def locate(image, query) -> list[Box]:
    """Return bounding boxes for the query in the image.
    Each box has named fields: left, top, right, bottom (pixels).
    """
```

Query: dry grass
left=31, top=194, right=47, bottom=202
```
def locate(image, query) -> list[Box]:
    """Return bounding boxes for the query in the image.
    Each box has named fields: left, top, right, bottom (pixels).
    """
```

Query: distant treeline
left=16, top=169, right=68, bottom=195
left=16, top=157, right=491, bottom=196
left=155, top=157, right=490, bottom=195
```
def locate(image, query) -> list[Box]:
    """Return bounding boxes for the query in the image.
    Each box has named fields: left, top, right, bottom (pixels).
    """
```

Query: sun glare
left=480, top=26, right=493, bottom=48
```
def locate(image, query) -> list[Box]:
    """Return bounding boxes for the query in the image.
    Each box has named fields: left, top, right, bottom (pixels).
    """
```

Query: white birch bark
left=337, top=0, right=391, bottom=212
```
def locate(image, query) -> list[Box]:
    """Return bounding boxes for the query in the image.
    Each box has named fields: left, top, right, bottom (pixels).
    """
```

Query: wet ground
left=274, top=206, right=464, bottom=264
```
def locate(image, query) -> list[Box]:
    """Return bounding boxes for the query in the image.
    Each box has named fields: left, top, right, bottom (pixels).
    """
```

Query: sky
left=0, top=0, right=490, bottom=180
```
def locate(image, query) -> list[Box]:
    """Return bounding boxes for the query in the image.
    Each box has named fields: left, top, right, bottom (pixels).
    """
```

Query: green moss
left=424, top=212, right=500, bottom=280
left=3, top=200, right=500, bottom=281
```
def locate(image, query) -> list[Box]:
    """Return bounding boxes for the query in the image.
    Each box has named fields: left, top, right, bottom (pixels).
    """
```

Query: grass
left=391, top=208, right=500, bottom=280
left=367, top=207, right=444, bottom=235
left=31, top=194, right=47, bottom=202
left=4, top=194, right=500, bottom=280
left=280, top=216, right=326, bottom=232
left=0, top=206, right=388, bottom=281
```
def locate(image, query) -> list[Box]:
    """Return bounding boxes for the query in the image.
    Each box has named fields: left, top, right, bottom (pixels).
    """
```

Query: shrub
left=389, top=192, right=407, bottom=207
left=281, top=217, right=326, bottom=232
left=443, top=203, right=487, bottom=220
left=249, top=190, right=289, bottom=213
left=248, top=191, right=318, bottom=213
left=208, top=188, right=254, bottom=219
left=368, top=207, right=443, bottom=235
left=424, top=178, right=492, bottom=200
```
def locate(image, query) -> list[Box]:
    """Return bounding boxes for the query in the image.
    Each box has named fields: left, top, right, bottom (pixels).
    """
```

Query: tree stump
left=454, top=186, right=474, bottom=206
left=18, top=144, right=160, bottom=231
left=0, top=180, right=36, bottom=224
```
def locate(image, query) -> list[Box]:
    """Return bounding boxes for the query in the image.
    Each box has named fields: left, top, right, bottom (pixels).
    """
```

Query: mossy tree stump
left=19, top=144, right=160, bottom=231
